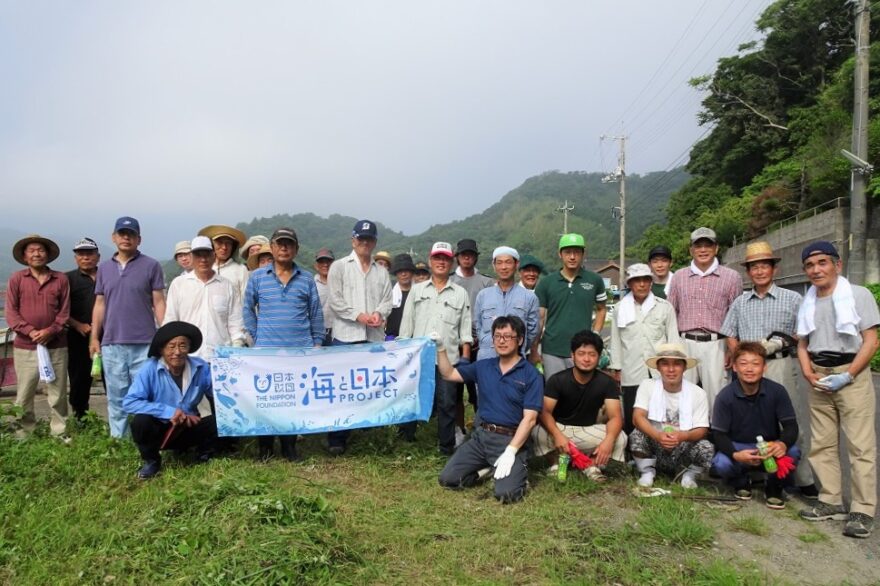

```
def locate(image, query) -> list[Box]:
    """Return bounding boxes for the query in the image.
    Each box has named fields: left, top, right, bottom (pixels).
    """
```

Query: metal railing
left=733, top=197, right=849, bottom=245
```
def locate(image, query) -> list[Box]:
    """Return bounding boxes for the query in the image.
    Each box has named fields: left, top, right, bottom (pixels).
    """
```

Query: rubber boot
left=681, top=465, right=703, bottom=489
left=635, top=457, right=656, bottom=487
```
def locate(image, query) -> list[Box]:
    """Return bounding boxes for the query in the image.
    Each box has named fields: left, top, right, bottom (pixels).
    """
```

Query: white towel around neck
left=616, top=291, right=656, bottom=328
left=392, top=282, right=403, bottom=308
left=647, top=378, right=695, bottom=430
left=796, top=275, right=861, bottom=337
left=689, top=258, right=719, bottom=277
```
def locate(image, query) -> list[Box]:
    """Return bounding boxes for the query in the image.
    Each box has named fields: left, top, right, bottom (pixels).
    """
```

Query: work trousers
left=13, top=347, right=68, bottom=436
left=131, top=413, right=217, bottom=462
left=439, top=427, right=529, bottom=503
left=532, top=422, right=627, bottom=462
left=808, top=363, right=876, bottom=516
left=682, top=338, right=728, bottom=413
left=764, top=355, right=815, bottom=487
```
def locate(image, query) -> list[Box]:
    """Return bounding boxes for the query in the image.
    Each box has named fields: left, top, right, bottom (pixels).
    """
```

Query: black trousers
left=67, top=330, right=100, bottom=417
left=621, top=384, right=639, bottom=437
left=131, top=414, right=217, bottom=462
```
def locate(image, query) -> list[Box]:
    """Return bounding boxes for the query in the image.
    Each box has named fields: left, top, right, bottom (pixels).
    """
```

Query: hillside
left=233, top=168, right=687, bottom=273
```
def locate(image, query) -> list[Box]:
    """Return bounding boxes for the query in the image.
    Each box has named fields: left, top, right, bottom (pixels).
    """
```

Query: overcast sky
left=0, top=0, right=771, bottom=258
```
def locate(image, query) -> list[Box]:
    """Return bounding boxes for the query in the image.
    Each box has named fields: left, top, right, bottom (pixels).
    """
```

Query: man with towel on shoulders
left=795, top=240, right=879, bottom=539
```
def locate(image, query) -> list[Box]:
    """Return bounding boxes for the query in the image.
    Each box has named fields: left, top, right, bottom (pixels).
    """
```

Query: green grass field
left=0, top=415, right=781, bottom=585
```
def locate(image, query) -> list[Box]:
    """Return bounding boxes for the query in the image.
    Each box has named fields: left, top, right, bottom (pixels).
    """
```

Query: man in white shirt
left=198, top=224, right=249, bottom=302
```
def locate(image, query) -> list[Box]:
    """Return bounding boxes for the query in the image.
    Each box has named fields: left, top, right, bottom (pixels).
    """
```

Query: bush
left=868, top=283, right=880, bottom=372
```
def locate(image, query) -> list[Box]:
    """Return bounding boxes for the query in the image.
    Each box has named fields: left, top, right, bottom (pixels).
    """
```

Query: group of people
left=5, top=217, right=878, bottom=538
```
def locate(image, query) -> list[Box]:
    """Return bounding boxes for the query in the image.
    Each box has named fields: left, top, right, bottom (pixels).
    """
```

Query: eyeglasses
left=492, top=333, right=519, bottom=342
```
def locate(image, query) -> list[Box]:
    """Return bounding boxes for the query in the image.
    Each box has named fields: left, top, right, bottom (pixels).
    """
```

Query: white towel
left=796, top=276, right=861, bottom=337
left=37, top=344, right=56, bottom=383
left=616, top=292, right=656, bottom=328
left=392, top=282, right=403, bottom=308
left=647, top=378, right=694, bottom=430
left=689, top=258, right=718, bottom=277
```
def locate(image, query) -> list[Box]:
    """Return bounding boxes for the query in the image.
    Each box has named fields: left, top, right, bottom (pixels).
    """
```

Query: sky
left=0, top=0, right=772, bottom=258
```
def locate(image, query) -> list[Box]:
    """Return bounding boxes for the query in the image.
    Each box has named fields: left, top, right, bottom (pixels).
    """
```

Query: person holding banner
left=399, top=242, right=472, bottom=452
left=243, top=227, right=324, bottom=462
left=436, top=315, right=543, bottom=503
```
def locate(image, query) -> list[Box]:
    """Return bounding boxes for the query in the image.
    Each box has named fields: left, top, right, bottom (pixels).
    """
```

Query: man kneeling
left=123, top=321, right=217, bottom=479
left=532, top=330, right=626, bottom=481
left=437, top=316, right=543, bottom=503
left=630, top=343, right=714, bottom=489
left=711, top=342, right=801, bottom=509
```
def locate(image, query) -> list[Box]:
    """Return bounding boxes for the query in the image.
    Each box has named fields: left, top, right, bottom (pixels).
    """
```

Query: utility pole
left=602, top=135, right=627, bottom=289
left=556, top=200, right=575, bottom=233
left=847, top=0, right=871, bottom=285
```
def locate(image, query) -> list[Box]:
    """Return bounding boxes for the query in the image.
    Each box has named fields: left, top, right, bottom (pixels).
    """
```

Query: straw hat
left=644, top=342, right=699, bottom=370
left=240, top=235, right=270, bottom=261
left=740, top=241, right=781, bottom=266
left=198, top=225, right=247, bottom=250
left=13, top=234, right=60, bottom=265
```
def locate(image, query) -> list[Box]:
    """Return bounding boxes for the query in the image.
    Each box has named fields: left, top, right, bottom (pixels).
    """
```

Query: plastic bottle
left=90, top=353, right=103, bottom=381
left=756, top=435, right=778, bottom=474
left=557, top=454, right=570, bottom=482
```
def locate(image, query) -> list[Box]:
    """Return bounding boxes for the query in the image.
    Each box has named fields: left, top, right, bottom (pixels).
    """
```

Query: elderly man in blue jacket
left=123, top=321, right=217, bottom=479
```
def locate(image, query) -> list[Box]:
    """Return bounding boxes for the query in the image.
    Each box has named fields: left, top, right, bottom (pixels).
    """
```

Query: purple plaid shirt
left=667, top=262, right=742, bottom=333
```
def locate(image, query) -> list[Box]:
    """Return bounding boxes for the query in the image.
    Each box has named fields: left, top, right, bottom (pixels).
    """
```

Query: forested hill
left=228, top=168, right=687, bottom=275
left=631, top=0, right=880, bottom=266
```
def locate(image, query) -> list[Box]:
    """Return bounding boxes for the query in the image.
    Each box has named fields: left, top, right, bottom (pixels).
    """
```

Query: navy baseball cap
left=114, top=216, right=140, bottom=235
left=352, top=220, right=378, bottom=239
left=801, top=240, right=840, bottom=262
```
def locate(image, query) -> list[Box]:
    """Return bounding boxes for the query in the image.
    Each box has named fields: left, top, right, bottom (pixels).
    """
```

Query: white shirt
left=609, top=295, right=680, bottom=386
left=328, top=250, right=393, bottom=342
left=214, top=258, right=249, bottom=302
left=164, top=271, right=246, bottom=360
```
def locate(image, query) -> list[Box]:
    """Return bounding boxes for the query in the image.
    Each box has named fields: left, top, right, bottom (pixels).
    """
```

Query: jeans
left=711, top=441, right=801, bottom=488
left=102, top=344, right=149, bottom=438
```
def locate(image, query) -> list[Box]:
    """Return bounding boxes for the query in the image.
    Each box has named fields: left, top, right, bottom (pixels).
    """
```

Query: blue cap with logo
left=801, top=240, right=840, bottom=262
left=114, top=216, right=140, bottom=235
left=352, top=220, right=378, bottom=239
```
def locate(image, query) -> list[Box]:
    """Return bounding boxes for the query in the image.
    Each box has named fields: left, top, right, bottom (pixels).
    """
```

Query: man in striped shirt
left=666, top=227, right=742, bottom=411
left=243, top=227, right=324, bottom=461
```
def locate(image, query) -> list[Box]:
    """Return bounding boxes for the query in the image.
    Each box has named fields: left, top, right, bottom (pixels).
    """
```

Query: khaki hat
left=173, top=240, right=192, bottom=256
left=374, top=251, right=392, bottom=264
left=741, top=241, right=780, bottom=266
left=625, top=263, right=653, bottom=283
left=198, top=225, right=247, bottom=250
left=690, top=227, right=717, bottom=244
left=645, top=342, right=699, bottom=370
left=240, top=235, right=270, bottom=261
left=13, top=234, right=60, bottom=265
left=246, top=244, right=273, bottom=271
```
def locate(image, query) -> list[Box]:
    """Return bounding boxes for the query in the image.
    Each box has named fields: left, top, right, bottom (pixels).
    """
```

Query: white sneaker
left=681, top=472, right=699, bottom=489
left=454, top=429, right=466, bottom=448
left=638, top=471, right=655, bottom=487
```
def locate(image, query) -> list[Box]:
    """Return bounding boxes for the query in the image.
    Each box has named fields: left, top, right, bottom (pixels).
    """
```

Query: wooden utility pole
left=847, top=0, right=870, bottom=284
left=602, top=135, right=627, bottom=288
left=556, top=200, right=574, bottom=233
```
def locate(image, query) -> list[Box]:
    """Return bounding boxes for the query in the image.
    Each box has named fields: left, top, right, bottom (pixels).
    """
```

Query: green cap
left=558, top=233, right=585, bottom=251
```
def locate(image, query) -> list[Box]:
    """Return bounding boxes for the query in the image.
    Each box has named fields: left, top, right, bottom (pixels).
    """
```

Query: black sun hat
left=148, top=321, right=203, bottom=358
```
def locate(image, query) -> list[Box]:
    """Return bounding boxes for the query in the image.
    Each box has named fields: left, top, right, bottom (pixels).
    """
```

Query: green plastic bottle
left=557, top=454, right=570, bottom=482
left=756, top=436, right=778, bottom=474
left=90, top=353, right=103, bottom=381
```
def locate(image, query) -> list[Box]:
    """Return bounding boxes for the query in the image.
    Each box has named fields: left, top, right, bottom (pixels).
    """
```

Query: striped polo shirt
left=243, top=263, right=325, bottom=348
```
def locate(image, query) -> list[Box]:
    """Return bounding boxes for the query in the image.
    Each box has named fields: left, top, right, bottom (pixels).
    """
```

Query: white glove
left=760, top=338, right=783, bottom=355
left=493, top=445, right=518, bottom=480
left=816, top=372, right=853, bottom=392
left=429, top=331, right=443, bottom=348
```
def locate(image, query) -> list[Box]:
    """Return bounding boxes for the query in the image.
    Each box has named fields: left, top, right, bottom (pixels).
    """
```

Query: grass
left=0, top=412, right=794, bottom=585
left=728, top=514, right=771, bottom=537
left=798, top=529, right=830, bottom=544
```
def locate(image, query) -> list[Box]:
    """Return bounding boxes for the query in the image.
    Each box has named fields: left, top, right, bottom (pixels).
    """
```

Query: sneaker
left=476, top=467, right=493, bottom=482
left=765, top=486, right=785, bottom=510
left=681, top=472, right=699, bottom=489
left=734, top=488, right=753, bottom=501
left=137, top=460, right=161, bottom=480
left=637, top=471, right=655, bottom=488
left=798, top=484, right=820, bottom=500
left=454, top=428, right=466, bottom=448
left=800, top=501, right=848, bottom=522
left=328, top=445, right=345, bottom=457
left=843, top=513, right=874, bottom=539
left=584, top=466, right=606, bottom=483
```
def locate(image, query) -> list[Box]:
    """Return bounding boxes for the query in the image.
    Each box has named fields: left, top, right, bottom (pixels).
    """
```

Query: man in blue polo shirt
left=243, top=227, right=324, bottom=461
left=711, top=341, right=801, bottom=509
left=90, top=217, right=166, bottom=438
left=436, top=315, right=543, bottom=503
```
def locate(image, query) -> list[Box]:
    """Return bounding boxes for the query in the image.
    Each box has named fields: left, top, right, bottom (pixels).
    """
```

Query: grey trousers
left=439, top=427, right=529, bottom=503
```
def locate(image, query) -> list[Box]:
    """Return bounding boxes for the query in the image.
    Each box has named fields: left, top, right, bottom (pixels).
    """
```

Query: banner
left=211, top=338, right=436, bottom=437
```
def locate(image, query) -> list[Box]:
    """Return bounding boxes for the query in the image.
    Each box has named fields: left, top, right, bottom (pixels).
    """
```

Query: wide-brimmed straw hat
left=148, top=321, right=203, bottom=358
left=645, top=342, right=699, bottom=370
left=741, top=241, right=781, bottom=266
left=198, top=225, right=247, bottom=250
left=13, top=234, right=60, bottom=265
left=240, top=235, right=270, bottom=261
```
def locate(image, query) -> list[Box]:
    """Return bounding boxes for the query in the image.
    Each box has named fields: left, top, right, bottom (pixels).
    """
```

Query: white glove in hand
left=429, top=331, right=443, bottom=347
left=760, top=338, right=783, bottom=355
left=816, top=372, right=853, bottom=392
left=493, top=445, right=518, bottom=480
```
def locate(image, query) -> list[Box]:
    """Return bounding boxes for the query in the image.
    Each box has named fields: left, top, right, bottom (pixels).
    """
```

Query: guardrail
left=733, top=197, right=849, bottom=245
